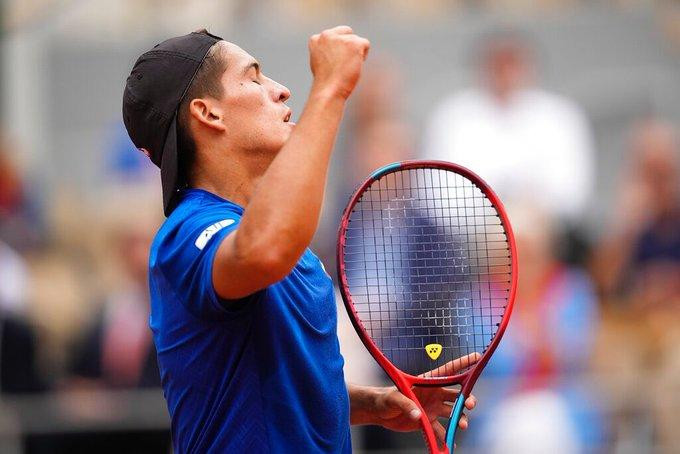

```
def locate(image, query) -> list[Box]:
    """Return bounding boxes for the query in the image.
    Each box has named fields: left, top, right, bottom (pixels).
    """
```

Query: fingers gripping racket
left=337, top=160, right=517, bottom=453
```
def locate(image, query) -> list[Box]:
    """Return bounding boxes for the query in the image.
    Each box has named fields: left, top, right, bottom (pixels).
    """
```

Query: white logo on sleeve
left=194, top=219, right=236, bottom=250
left=319, top=260, right=331, bottom=279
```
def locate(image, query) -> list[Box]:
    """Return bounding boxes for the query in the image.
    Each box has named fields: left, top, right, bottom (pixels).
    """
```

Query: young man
left=122, top=27, right=476, bottom=452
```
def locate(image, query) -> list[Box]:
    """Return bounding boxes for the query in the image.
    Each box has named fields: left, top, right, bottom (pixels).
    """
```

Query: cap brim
left=160, top=116, right=182, bottom=217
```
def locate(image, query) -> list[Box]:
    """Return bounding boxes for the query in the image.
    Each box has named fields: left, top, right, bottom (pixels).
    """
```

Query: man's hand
left=349, top=353, right=481, bottom=444
left=309, top=26, right=370, bottom=100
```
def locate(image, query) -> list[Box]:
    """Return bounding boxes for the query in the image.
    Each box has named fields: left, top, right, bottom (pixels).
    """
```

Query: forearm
left=236, top=85, right=345, bottom=267
left=348, top=383, right=382, bottom=426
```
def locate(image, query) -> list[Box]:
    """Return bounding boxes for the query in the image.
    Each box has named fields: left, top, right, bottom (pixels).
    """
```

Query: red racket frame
left=336, top=160, right=518, bottom=453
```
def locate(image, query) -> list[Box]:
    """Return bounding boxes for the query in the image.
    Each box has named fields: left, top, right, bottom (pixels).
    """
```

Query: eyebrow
left=242, top=60, right=260, bottom=76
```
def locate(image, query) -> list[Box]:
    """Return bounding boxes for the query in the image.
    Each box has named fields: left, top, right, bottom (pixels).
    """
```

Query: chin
left=279, top=126, right=294, bottom=144
left=263, top=138, right=288, bottom=155
left=254, top=125, right=293, bottom=154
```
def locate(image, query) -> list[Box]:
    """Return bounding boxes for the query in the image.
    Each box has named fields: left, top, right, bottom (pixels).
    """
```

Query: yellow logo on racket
left=425, top=344, right=442, bottom=360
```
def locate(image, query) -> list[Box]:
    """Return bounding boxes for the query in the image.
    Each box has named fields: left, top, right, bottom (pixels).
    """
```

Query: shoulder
left=150, top=190, right=243, bottom=264
left=524, top=89, right=585, bottom=119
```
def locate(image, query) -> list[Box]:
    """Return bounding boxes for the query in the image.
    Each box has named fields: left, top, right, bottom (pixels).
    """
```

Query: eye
left=252, top=79, right=261, bottom=85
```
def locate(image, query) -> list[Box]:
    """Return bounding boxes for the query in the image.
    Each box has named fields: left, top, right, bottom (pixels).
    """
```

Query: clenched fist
left=309, top=26, right=370, bottom=100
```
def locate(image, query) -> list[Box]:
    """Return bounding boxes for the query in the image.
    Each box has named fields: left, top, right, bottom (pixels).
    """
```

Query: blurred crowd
left=1, top=3, right=680, bottom=453
left=337, top=30, right=679, bottom=453
left=332, top=31, right=680, bottom=453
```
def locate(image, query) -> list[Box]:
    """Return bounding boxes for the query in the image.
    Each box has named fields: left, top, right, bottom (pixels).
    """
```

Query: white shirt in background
left=423, top=88, right=595, bottom=222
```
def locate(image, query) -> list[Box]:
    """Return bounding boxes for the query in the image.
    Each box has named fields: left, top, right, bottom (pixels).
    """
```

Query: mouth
left=283, top=110, right=292, bottom=123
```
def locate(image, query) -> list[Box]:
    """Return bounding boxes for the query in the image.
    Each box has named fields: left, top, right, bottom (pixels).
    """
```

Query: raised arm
left=214, top=26, right=370, bottom=299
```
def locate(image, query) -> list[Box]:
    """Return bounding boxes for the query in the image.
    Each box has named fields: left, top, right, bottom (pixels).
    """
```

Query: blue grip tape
left=445, top=394, right=466, bottom=452
left=369, top=162, right=401, bottom=179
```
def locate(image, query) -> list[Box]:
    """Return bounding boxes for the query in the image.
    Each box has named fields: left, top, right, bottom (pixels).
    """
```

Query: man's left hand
left=348, top=353, right=480, bottom=443
left=369, top=385, right=477, bottom=441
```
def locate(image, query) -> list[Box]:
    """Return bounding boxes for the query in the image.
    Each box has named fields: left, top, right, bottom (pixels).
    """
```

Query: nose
left=268, top=77, right=290, bottom=103
left=277, top=83, right=291, bottom=103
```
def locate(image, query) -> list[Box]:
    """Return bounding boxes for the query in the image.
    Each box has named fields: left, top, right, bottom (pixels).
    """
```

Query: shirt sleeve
left=155, top=208, right=258, bottom=319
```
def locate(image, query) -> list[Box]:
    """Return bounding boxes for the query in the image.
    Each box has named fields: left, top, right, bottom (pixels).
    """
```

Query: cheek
left=244, top=92, right=274, bottom=127
left=227, top=83, right=266, bottom=112
left=222, top=91, right=264, bottom=132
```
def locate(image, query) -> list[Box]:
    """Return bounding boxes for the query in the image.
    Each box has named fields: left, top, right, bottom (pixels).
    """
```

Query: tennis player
left=122, top=27, right=477, bottom=452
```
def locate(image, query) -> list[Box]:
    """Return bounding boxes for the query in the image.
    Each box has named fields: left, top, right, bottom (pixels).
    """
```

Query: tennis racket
left=337, top=160, right=517, bottom=453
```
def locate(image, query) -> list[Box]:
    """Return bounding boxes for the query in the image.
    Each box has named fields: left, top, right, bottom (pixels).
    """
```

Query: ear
left=188, top=98, right=227, bottom=132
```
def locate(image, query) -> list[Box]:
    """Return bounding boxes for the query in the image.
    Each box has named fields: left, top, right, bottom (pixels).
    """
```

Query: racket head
left=337, top=160, right=517, bottom=388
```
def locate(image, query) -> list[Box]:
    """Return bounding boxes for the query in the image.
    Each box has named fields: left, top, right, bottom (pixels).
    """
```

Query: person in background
left=592, top=118, right=680, bottom=308
left=422, top=31, right=595, bottom=250
left=0, top=139, right=47, bottom=394
left=69, top=215, right=159, bottom=389
left=348, top=57, right=414, bottom=184
left=590, top=118, right=680, bottom=453
left=0, top=240, right=47, bottom=394
left=0, top=136, right=43, bottom=251
left=314, top=55, right=414, bottom=273
left=470, top=204, right=604, bottom=453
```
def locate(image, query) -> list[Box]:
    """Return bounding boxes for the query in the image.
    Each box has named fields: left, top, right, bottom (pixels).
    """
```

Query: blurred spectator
left=481, top=390, right=581, bottom=454
left=105, top=121, right=157, bottom=185
left=0, top=240, right=47, bottom=394
left=471, top=204, right=604, bottom=453
left=335, top=58, right=415, bottom=377
left=318, top=56, right=415, bottom=270
left=592, top=118, right=680, bottom=308
left=0, top=312, right=47, bottom=394
left=0, top=134, right=48, bottom=394
left=347, top=55, right=414, bottom=189
left=423, top=31, right=595, bottom=226
left=69, top=211, right=159, bottom=389
left=590, top=118, right=680, bottom=452
left=333, top=57, right=424, bottom=451
left=333, top=77, right=414, bottom=389
left=0, top=136, right=43, bottom=251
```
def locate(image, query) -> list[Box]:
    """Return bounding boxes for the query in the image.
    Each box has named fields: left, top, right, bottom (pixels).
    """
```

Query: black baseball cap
left=122, top=30, right=224, bottom=216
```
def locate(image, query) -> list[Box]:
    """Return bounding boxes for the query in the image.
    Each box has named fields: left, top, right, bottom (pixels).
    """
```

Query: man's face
left=214, top=42, right=293, bottom=154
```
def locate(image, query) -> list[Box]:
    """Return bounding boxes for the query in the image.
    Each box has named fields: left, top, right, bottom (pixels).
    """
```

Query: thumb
left=388, top=392, right=422, bottom=421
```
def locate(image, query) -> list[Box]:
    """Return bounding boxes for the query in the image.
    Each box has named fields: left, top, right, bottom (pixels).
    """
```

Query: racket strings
left=343, top=167, right=512, bottom=377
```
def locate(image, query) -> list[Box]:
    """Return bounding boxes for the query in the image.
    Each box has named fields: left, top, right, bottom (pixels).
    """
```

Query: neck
left=188, top=143, right=271, bottom=208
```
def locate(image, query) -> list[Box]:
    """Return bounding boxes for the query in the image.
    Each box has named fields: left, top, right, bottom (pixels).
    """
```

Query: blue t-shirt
left=148, top=189, right=350, bottom=453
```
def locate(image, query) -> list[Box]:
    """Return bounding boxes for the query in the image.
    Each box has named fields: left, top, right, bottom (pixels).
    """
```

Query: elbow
left=236, top=240, right=303, bottom=287
left=254, top=245, right=303, bottom=283
left=212, top=228, right=307, bottom=299
left=233, top=221, right=311, bottom=287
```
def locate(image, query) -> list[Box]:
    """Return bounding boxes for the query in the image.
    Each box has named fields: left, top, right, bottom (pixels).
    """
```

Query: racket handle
left=409, top=398, right=448, bottom=454
left=445, top=393, right=466, bottom=452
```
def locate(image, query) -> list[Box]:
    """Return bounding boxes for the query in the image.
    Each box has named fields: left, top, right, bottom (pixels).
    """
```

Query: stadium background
left=0, top=0, right=679, bottom=453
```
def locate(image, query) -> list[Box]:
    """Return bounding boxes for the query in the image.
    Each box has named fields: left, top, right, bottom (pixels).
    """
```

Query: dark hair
left=176, top=29, right=228, bottom=185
